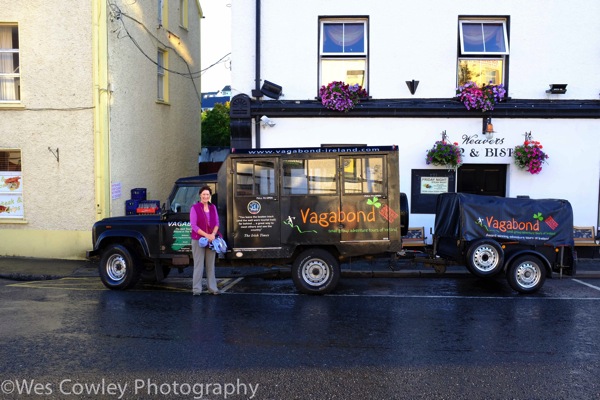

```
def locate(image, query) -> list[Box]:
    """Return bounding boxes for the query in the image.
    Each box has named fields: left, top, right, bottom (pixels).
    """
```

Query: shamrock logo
left=533, top=212, right=544, bottom=221
left=367, top=196, right=381, bottom=209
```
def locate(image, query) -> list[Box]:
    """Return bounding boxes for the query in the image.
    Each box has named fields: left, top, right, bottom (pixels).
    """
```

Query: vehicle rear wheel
left=466, top=239, right=504, bottom=278
left=507, top=254, right=546, bottom=294
left=399, top=192, right=410, bottom=237
left=99, top=244, right=141, bottom=290
left=292, top=249, right=340, bottom=295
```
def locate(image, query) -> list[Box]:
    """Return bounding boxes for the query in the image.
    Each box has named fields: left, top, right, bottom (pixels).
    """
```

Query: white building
left=0, top=0, right=202, bottom=259
left=229, top=1, right=600, bottom=240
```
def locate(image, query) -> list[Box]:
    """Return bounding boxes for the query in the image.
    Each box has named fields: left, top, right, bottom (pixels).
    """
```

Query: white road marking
left=572, top=279, right=600, bottom=292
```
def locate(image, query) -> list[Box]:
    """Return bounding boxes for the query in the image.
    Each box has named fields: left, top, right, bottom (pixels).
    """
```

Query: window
left=458, top=19, right=509, bottom=87
left=0, top=149, right=23, bottom=218
left=235, top=161, right=276, bottom=196
left=179, top=0, right=188, bottom=29
left=158, top=0, right=168, bottom=28
left=343, top=156, right=384, bottom=194
left=157, top=49, right=168, bottom=102
left=0, top=24, right=20, bottom=102
left=319, top=18, right=368, bottom=91
left=283, top=159, right=337, bottom=195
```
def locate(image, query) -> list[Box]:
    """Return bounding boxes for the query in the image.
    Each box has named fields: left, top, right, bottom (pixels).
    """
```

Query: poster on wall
left=0, top=172, right=23, bottom=218
left=411, top=169, right=455, bottom=214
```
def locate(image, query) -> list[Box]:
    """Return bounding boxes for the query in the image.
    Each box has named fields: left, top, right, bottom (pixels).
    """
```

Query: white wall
left=257, top=117, right=600, bottom=240
left=233, top=0, right=600, bottom=100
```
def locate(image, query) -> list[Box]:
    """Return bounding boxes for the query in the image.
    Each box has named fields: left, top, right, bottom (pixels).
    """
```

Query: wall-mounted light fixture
left=260, top=80, right=283, bottom=99
left=482, top=117, right=495, bottom=139
left=405, top=80, right=419, bottom=95
left=260, top=115, right=276, bottom=128
left=546, top=84, right=567, bottom=94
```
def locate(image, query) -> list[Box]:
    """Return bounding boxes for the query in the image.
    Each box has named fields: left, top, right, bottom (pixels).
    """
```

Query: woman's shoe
left=208, top=289, right=221, bottom=295
left=193, top=291, right=202, bottom=296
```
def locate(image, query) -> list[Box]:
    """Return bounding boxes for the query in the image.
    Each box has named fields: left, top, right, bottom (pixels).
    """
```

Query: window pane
left=0, top=150, right=21, bottom=171
left=462, top=23, right=485, bottom=52
left=483, top=24, right=506, bottom=53
left=236, top=162, right=254, bottom=196
left=254, top=161, right=275, bottom=195
left=283, top=160, right=307, bottom=195
left=308, top=159, right=336, bottom=194
left=321, top=59, right=366, bottom=88
left=458, top=59, right=503, bottom=86
left=344, top=157, right=384, bottom=194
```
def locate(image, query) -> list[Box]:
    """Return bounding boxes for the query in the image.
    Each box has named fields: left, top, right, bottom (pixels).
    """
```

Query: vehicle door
left=340, top=155, right=391, bottom=242
left=231, top=159, right=280, bottom=249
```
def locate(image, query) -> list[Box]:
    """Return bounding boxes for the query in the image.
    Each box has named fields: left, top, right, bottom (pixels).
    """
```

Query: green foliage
left=201, top=102, right=230, bottom=147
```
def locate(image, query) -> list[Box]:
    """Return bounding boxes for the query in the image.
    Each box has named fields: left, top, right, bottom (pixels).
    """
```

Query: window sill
left=0, top=103, right=25, bottom=110
left=0, top=218, right=28, bottom=224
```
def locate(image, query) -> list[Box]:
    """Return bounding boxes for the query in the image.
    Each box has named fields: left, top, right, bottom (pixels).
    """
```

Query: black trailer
left=424, top=193, right=576, bottom=293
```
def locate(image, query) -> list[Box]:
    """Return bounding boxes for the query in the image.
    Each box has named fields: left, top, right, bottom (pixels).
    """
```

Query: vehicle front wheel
left=466, top=239, right=504, bottom=278
left=292, top=249, right=340, bottom=295
left=507, top=254, right=546, bottom=294
left=99, top=244, right=141, bottom=290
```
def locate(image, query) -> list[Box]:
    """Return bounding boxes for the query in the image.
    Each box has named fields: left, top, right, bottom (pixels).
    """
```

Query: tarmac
left=0, top=254, right=598, bottom=282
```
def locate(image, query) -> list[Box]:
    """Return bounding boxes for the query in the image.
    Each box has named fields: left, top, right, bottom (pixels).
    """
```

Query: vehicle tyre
left=507, top=254, right=546, bottom=294
left=465, top=239, right=504, bottom=278
left=292, top=249, right=340, bottom=295
left=399, top=192, right=410, bottom=237
left=99, top=244, right=141, bottom=290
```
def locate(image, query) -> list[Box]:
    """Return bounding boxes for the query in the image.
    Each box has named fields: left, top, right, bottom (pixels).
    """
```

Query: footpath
left=0, top=256, right=599, bottom=282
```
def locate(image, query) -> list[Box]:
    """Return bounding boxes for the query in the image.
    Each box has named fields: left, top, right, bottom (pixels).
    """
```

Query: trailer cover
left=434, top=193, right=574, bottom=246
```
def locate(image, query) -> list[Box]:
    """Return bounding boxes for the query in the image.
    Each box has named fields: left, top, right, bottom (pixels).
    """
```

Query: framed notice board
left=411, top=169, right=456, bottom=214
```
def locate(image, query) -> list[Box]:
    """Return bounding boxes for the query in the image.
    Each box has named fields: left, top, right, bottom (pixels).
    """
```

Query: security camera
left=260, top=115, right=276, bottom=127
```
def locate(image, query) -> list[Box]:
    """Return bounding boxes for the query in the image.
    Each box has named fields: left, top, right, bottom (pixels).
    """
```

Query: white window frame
left=319, top=18, right=368, bottom=91
left=157, top=49, right=169, bottom=102
left=0, top=23, right=20, bottom=103
left=459, top=19, right=509, bottom=55
left=179, top=0, right=189, bottom=29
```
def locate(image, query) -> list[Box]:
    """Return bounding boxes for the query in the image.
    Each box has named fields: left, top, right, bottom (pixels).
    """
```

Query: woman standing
left=190, top=185, right=221, bottom=295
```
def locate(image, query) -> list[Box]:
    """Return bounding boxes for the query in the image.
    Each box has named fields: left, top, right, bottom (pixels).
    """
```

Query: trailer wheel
left=292, top=249, right=340, bottom=295
left=99, top=244, right=141, bottom=290
left=507, top=255, right=546, bottom=294
left=466, top=239, right=504, bottom=278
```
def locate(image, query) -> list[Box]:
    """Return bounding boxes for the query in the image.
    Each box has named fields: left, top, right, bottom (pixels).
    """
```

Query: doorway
left=457, top=164, right=507, bottom=197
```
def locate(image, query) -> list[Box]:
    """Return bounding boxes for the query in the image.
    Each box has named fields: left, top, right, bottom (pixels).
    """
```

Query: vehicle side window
left=343, top=156, right=384, bottom=194
left=235, top=160, right=276, bottom=196
left=283, top=158, right=337, bottom=195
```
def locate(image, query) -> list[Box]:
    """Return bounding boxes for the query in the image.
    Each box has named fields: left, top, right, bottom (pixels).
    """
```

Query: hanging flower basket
left=319, top=81, right=367, bottom=112
left=426, top=137, right=463, bottom=169
left=456, top=81, right=506, bottom=112
left=514, top=140, right=548, bottom=174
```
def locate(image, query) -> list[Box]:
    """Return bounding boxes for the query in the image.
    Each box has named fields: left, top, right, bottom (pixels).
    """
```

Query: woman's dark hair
left=199, top=185, right=212, bottom=196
